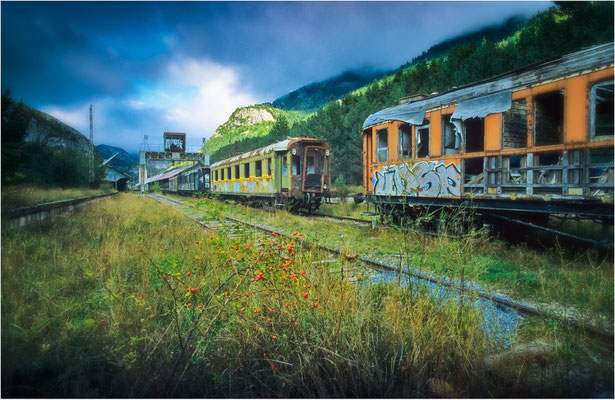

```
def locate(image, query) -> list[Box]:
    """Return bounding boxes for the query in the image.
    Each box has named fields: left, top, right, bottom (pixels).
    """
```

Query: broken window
left=235, top=165, right=240, bottom=179
left=292, top=155, right=301, bottom=176
left=376, top=129, right=388, bottom=162
left=442, top=114, right=460, bottom=155
left=398, top=123, right=412, bottom=159
left=255, top=160, right=262, bottom=177
left=534, top=91, right=564, bottom=146
left=590, top=81, right=614, bottom=138
left=534, top=152, right=563, bottom=186
left=306, top=156, right=315, bottom=174
left=416, top=120, right=430, bottom=158
left=463, top=157, right=484, bottom=194
left=503, top=99, right=527, bottom=148
left=244, top=163, right=250, bottom=178
left=464, top=117, right=484, bottom=153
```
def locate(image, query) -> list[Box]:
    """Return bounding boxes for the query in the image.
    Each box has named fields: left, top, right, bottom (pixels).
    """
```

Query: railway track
left=147, top=193, right=614, bottom=344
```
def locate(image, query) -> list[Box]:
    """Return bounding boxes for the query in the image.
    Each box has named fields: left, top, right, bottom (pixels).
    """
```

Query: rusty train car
left=361, top=42, right=614, bottom=242
left=211, top=137, right=331, bottom=212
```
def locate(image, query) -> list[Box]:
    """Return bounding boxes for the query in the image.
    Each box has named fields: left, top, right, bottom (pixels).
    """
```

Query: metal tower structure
left=138, top=132, right=209, bottom=191
left=89, top=105, right=94, bottom=185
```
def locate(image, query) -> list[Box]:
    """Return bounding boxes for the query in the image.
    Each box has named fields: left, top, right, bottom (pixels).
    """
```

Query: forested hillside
left=1, top=92, right=105, bottom=187
left=210, top=2, right=614, bottom=184
left=272, top=69, right=387, bottom=113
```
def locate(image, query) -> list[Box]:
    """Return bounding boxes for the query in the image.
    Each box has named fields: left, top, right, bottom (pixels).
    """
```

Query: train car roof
left=211, top=137, right=328, bottom=168
left=144, top=165, right=191, bottom=184
left=362, top=41, right=614, bottom=130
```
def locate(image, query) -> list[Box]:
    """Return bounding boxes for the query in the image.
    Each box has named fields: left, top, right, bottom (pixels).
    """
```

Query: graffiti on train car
left=373, top=161, right=461, bottom=197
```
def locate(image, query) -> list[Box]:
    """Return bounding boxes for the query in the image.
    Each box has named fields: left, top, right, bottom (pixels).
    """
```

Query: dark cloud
left=2, top=1, right=552, bottom=152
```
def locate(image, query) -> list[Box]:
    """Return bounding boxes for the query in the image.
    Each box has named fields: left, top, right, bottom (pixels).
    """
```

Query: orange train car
left=361, top=42, right=614, bottom=239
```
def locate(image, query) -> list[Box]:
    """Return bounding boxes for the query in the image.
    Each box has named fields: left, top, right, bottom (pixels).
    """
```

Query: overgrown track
left=148, top=193, right=614, bottom=344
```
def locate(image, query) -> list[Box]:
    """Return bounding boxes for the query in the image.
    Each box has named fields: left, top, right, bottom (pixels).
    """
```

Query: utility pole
left=89, top=104, right=94, bottom=186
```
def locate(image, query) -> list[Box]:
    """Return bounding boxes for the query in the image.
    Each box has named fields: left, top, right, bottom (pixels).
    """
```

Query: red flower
left=198, top=305, right=203, bottom=309
left=256, top=309, right=261, bottom=313
left=302, top=293, right=309, bottom=298
left=271, top=364, right=275, bottom=371
left=269, top=307, right=275, bottom=313
left=209, top=236, right=214, bottom=240
left=191, top=288, right=197, bottom=294
left=300, top=270, right=306, bottom=275
left=313, top=303, right=318, bottom=308
left=239, top=320, right=243, bottom=324
left=186, top=272, right=191, bottom=277
left=194, top=256, right=199, bottom=261
left=292, top=232, right=297, bottom=236
left=195, top=240, right=200, bottom=244
left=138, top=296, right=143, bottom=301
left=162, top=275, right=167, bottom=280
left=187, top=302, right=193, bottom=307
left=272, top=335, right=277, bottom=340
left=267, top=318, right=272, bottom=323
left=299, top=233, right=303, bottom=237
left=306, top=284, right=311, bottom=289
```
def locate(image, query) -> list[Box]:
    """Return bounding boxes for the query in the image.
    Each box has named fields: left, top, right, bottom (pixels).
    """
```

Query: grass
left=1, top=193, right=502, bottom=397
left=1, top=184, right=115, bottom=212
left=181, top=195, right=614, bottom=325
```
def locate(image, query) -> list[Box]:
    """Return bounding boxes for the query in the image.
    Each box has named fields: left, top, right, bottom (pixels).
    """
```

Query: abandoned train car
left=211, top=137, right=331, bottom=212
left=361, top=42, right=614, bottom=229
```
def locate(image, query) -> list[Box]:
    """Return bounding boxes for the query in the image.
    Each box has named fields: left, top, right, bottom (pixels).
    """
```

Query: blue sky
left=2, top=1, right=552, bottom=152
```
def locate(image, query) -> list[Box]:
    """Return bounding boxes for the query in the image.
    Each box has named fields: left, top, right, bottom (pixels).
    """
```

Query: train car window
left=244, top=163, right=250, bottom=178
left=590, top=81, right=614, bottom=138
left=376, top=129, right=388, bottom=162
left=221, top=169, right=225, bottom=180
left=464, top=117, right=484, bottom=153
left=534, top=90, right=564, bottom=146
left=306, top=156, right=315, bottom=174
left=416, top=120, right=430, bottom=158
left=227, top=167, right=231, bottom=180
left=292, top=155, right=302, bottom=175
left=235, top=165, right=240, bottom=179
left=442, top=114, right=460, bottom=155
left=215, top=170, right=218, bottom=181
left=503, top=99, right=527, bottom=148
left=255, top=160, right=262, bottom=177
left=268, top=158, right=272, bottom=175
left=398, top=124, right=412, bottom=159
left=282, top=156, right=288, bottom=176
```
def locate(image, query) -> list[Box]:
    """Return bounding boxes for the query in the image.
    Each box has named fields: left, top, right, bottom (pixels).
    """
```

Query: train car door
left=279, top=152, right=289, bottom=191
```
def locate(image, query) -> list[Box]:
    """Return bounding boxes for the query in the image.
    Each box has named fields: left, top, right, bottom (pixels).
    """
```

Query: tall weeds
left=2, top=194, right=496, bottom=397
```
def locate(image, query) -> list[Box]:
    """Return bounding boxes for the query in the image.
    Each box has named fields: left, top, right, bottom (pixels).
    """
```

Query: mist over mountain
left=272, top=69, right=388, bottom=113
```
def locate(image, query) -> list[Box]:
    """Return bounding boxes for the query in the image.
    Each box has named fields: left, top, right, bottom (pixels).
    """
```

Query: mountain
left=1, top=92, right=105, bottom=186
left=2, top=95, right=95, bottom=154
left=205, top=104, right=299, bottom=154
left=96, top=144, right=138, bottom=173
left=406, top=15, right=528, bottom=66
left=272, top=69, right=387, bottom=113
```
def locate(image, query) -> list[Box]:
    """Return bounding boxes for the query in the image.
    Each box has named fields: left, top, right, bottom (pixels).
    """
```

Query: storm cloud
left=2, top=1, right=552, bottom=151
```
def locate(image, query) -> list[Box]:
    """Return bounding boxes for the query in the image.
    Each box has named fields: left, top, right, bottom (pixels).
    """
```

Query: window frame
left=590, top=80, right=614, bottom=140
left=398, top=123, right=412, bottom=159
left=376, top=128, right=388, bottom=163
left=415, top=119, right=430, bottom=158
